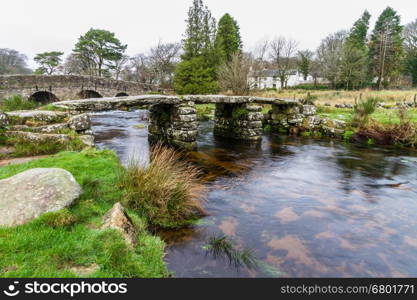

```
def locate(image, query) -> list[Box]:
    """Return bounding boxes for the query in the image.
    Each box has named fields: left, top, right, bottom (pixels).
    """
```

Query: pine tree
left=215, top=13, right=242, bottom=63
left=346, top=10, right=371, bottom=50
left=173, top=0, right=219, bottom=94
left=73, top=28, right=127, bottom=77
left=339, top=11, right=371, bottom=89
left=369, top=7, right=404, bottom=89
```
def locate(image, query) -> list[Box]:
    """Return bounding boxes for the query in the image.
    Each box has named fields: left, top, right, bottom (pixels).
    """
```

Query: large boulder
left=5, top=131, right=93, bottom=148
left=0, top=111, right=8, bottom=128
left=0, top=168, right=81, bottom=227
left=5, top=131, right=71, bottom=143
left=6, top=110, right=69, bottom=126
left=10, top=123, right=69, bottom=134
left=102, top=202, right=137, bottom=247
left=68, top=114, right=91, bottom=131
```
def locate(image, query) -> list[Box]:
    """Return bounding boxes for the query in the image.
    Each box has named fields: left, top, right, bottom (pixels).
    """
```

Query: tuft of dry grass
left=118, top=144, right=206, bottom=228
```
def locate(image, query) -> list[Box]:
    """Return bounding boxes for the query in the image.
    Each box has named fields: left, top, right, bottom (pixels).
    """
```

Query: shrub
left=343, top=130, right=354, bottom=142
left=173, top=57, right=219, bottom=95
left=352, top=97, right=379, bottom=127
left=217, top=52, right=251, bottom=95
left=0, top=95, right=38, bottom=111
left=118, top=144, right=206, bottom=228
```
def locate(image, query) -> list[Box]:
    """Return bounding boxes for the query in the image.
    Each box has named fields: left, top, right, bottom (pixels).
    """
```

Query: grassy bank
left=196, top=104, right=215, bottom=121
left=317, top=106, right=417, bottom=124
left=0, top=150, right=169, bottom=278
left=253, top=89, right=417, bottom=106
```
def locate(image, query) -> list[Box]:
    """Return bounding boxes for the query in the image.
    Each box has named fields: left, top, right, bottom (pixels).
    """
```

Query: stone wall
left=0, top=110, right=95, bottom=153
left=214, top=103, right=263, bottom=140
left=264, top=103, right=346, bottom=137
left=0, top=75, right=156, bottom=102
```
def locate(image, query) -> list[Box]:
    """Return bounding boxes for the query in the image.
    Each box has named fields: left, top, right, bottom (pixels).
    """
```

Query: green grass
left=0, top=95, right=39, bottom=112
left=39, top=104, right=67, bottom=112
left=232, top=107, right=249, bottom=119
left=0, top=150, right=168, bottom=278
left=318, top=106, right=417, bottom=124
left=5, top=135, right=87, bottom=157
left=196, top=104, right=215, bottom=121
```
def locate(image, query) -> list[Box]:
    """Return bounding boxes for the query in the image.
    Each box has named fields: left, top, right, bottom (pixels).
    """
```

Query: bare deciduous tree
left=149, top=41, right=181, bottom=88
left=218, top=52, right=253, bottom=95
left=0, top=48, right=31, bottom=75
left=316, top=30, right=347, bottom=88
left=269, top=36, right=298, bottom=88
left=123, top=53, right=157, bottom=84
left=252, top=38, right=270, bottom=70
left=112, top=55, right=130, bottom=80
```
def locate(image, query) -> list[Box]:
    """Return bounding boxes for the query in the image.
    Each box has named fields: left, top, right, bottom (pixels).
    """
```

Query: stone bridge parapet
left=0, top=75, right=158, bottom=103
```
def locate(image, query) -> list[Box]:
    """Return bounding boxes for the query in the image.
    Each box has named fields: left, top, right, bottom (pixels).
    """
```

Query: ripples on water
left=91, top=110, right=417, bottom=278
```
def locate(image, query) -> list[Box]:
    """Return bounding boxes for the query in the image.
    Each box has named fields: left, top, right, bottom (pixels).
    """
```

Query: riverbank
left=253, top=89, right=417, bottom=106
left=0, top=150, right=169, bottom=277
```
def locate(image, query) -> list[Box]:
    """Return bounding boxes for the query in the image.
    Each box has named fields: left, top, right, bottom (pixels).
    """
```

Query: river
left=91, top=109, right=417, bottom=278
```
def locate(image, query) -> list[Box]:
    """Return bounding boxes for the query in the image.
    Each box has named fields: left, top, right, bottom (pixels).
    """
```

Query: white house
left=248, top=69, right=315, bottom=89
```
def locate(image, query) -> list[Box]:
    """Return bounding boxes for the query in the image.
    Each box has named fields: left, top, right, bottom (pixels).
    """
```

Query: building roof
left=249, top=69, right=298, bottom=78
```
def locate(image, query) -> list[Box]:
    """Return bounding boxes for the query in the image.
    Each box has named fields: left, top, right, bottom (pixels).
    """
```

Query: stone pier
left=148, top=101, right=198, bottom=150
left=213, top=103, right=263, bottom=140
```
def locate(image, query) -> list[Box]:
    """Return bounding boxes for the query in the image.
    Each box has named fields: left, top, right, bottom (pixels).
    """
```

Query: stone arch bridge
left=0, top=75, right=158, bottom=104
left=52, top=95, right=316, bottom=149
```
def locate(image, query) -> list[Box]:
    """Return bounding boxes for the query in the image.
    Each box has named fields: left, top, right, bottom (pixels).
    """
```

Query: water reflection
left=91, top=110, right=417, bottom=278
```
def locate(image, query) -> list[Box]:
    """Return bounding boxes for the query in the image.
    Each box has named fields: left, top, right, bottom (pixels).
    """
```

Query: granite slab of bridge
left=52, top=95, right=306, bottom=149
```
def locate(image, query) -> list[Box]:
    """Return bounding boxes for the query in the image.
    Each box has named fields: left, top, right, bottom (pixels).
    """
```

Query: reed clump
left=119, top=144, right=206, bottom=228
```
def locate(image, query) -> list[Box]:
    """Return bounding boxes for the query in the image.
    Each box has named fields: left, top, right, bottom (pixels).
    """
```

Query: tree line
left=1, top=1, right=416, bottom=92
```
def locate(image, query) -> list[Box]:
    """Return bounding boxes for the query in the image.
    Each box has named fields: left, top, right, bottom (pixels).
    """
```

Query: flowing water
left=91, top=109, right=417, bottom=278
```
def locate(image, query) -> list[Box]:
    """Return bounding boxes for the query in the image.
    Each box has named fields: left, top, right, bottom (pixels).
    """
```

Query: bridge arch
left=77, top=90, right=103, bottom=99
left=29, top=91, right=59, bottom=104
left=115, top=92, right=129, bottom=97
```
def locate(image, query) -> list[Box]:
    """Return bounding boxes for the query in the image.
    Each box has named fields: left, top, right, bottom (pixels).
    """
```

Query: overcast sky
left=1, top=0, right=416, bottom=68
